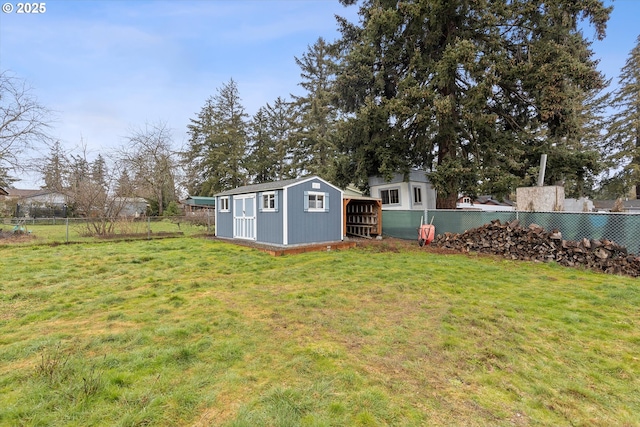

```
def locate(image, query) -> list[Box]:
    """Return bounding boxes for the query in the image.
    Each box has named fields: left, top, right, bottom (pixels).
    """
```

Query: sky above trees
left=0, top=0, right=638, bottom=189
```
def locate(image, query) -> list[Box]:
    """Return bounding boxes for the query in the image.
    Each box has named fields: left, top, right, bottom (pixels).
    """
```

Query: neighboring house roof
left=342, top=185, right=381, bottom=201
left=593, top=199, right=640, bottom=211
left=5, top=188, right=51, bottom=198
left=4, top=189, right=67, bottom=203
left=183, top=196, right=216, bottom=206
left=215, top=176, right=341, bottom=197
left=457, top=195, right=513, bottom=206
left=343, top=185, right=364, bottom=197
left=344, top=194, right=381, bottom=201
left=475, top=195, right=513, bottom=206
left=368, top=169, right=431, bottom=186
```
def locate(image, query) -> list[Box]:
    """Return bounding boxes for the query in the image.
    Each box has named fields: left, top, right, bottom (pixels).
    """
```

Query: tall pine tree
left=41, top=140, right=68, bottom=191
left=607, top=35, right=640, bottom=199
left=185, top=79, right=248, bottom=195
left=246, top=107, right=276, bottom=183
left=292, top=38, right=340, bottom=179
left=335, top=0, right=610, bottom=207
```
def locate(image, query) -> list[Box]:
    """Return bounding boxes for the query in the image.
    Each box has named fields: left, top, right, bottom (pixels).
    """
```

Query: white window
left=462, top=196, right=471, bottom=204
left=380, top=189, right=399, bottom=205
left=413, top=186, right=422, bottom=205
left=219, top=196, right=230, bottom=212
left=304, top=191, right=328, bottom=212
left=309, top=194, right=324, bottom=209
left=261, top=192, right=277, bottom=211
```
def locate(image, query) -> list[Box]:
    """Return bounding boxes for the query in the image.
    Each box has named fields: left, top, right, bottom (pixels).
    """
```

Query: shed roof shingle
left=215, top=176, right=322, bottom=196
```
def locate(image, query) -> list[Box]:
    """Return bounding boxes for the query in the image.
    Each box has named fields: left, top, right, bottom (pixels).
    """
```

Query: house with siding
left=2, top=188, right=68, bottom=217
left=368, top=170, right=437, bottom=211
left=214, top=176, right=343, bottom=246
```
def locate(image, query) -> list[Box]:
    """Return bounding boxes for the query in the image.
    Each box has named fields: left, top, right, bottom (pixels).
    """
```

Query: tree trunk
left=436, top=191, right=458, bottom=209
left=435, top=135, right=458, bottom=209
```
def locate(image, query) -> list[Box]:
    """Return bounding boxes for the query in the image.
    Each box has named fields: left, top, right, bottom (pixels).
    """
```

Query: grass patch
left=0, top=237, right=638, bottom=426
left=0, top=218, right=206, bottom=246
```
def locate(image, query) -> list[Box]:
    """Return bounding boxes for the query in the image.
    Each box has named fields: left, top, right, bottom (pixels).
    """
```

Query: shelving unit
left=343, top=198, right=382, bottom=239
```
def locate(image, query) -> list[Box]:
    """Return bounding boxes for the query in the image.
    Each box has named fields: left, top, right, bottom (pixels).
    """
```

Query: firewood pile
left=433, top=219, right=640, bottom=277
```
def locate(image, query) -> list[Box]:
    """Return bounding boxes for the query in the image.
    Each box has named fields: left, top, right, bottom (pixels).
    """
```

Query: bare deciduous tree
left=0, top=70, right=51, bottom=185
left=119, top=121, right=178, bottom=215
left=40, top=141, right=133, bottom=235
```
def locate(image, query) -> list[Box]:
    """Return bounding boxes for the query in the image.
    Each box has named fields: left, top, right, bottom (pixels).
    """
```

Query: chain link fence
left=382, top=210, right=640, bottom=256
left=0, top=214, right=214, bottom=244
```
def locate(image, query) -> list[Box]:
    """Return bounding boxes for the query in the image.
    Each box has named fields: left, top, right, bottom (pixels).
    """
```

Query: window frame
left=261, top=191, right=277, bottom=212
left=413, top=186, right=422, bottom=205
left=305, top=191, right=328, bottom=212
left=219, top=196, right=230, bottom=212
left=380, top=188, right=400, bottom=205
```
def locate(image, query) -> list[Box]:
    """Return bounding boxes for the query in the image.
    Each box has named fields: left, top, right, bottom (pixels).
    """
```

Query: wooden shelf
left=343, top=198, right=383, bottom=238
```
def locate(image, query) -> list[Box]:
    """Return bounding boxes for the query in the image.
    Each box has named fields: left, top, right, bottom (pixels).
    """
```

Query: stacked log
left=433, top=219, right=640, bottom=277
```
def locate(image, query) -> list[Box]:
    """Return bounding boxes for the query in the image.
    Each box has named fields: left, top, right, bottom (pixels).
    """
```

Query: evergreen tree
left=553, top=88, right=609, bottom=198
left=115, top=169, right=134, bottom=197
left=246, top=98, right=298, bottom=182
left=265, top=97, right=297, bottom=180
left=335, top=0, right=610, bottom=207
left=41, top=140, right=68, bottom=191
left=91, top=154, right=108, bottom=191
left=185, top=79, right=248, bottom=195
left=607, top=35, right=640, bottom=199
left=292, top=38, right=340, bottom=179
left=184, top=97, right=215, bottom=195
left=246, top=107, right=277, bottom=183
left=68, top=154, right=90, bottom=193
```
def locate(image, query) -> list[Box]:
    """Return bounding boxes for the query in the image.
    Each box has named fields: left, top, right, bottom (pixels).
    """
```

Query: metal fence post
left=66, top=217, right=69, bottom=243
left=147, top=216, right=151, bottom=240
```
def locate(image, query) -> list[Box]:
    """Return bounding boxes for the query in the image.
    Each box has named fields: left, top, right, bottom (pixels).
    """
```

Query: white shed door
left=233, top=194, right=256, bottom=240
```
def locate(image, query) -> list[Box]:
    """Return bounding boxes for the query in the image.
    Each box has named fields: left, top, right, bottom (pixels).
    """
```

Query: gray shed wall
left=286, top=179, right=342, bottom=245
left=256, top=190, right=284, bottom=245
left=216, top=197, right=234, bottom=238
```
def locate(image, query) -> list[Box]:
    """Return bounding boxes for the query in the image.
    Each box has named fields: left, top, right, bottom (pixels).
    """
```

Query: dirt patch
left=206, top=234, right=458, bottom=255
left=0, top=230, right=36, bottom=243
left=206, top=236, right=355, bottom=256
left=354, top=236, right=459, bottom=255
left=95, top=231, right=184, bottom=240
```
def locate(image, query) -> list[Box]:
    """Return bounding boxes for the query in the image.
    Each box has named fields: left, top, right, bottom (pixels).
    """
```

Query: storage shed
left=214, top=176, right=343, bottom=246
left=182, top=196, right=216, bottom=214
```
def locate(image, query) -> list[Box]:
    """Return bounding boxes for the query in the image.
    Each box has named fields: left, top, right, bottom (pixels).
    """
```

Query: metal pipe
left=538, top=154, right=547, bottom=187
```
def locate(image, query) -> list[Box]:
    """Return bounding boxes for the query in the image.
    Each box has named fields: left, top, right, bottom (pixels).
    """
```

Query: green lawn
left=0, top=237, right=638, bottom=426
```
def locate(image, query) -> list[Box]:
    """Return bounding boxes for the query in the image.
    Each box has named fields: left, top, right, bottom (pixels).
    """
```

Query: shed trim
left=283, top=186, right=288, bottom=245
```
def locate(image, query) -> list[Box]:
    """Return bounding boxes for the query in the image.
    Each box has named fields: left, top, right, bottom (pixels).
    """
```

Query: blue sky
left=0, top=0, right=638, bottom=188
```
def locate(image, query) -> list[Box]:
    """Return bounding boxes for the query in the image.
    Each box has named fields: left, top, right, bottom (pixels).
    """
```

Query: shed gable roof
left=215, top=176, right=340, bottom=197
left=183, top=196, right=216, bottom=206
